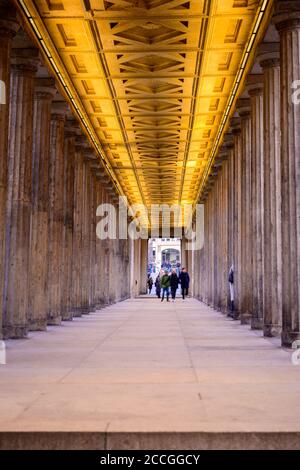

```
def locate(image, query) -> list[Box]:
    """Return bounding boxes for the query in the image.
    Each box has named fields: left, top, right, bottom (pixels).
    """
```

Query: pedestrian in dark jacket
left=155, top=274, right=161, bottom=299
left=170, top=269, right=179, bottom=302
left=160, top=270, right=170, bottom=302
left=147, top=275, right=153, bottom=294
left=179, top=268, right=190, bottom=301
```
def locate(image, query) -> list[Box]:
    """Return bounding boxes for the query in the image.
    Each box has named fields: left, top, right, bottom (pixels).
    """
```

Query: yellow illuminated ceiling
left=17, top=0, right=272, bottom=219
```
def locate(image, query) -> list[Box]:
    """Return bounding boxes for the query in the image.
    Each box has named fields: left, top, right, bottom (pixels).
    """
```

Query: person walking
left=160, top=270, right=170, bottom=302
left=170, top=268, right=179, bottom=302
left=179, top=267, right=190, bottom=301
left=155, top=273, right=161, bottom=299
left=147, top=275, right=153, bottom=295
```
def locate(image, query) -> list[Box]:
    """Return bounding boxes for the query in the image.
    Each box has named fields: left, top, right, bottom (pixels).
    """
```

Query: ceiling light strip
left=17, top=0, right=124, bottom=198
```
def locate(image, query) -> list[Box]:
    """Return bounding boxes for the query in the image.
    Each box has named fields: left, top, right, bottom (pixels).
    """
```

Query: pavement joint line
left=58, top=300, right=137, bottom=382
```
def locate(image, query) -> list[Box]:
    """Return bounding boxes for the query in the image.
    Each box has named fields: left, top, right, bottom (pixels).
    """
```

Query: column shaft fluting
left=61, top=127, right=76, bottom=320
left=0, top=3, right=19, bottom=338
left=72, top=144, right=84, bottom=316
left=3, top=56, right=37, bottom=338
left=47, top=111, right=65, bottom=325
left=261, top=57, right=282, bottom=337
left=81, top=160, right=91, bottom=313
left=232, top=125, right=242, bottom=316
left=249, top=87, right=264, bottom=330
left=240, top=111, right=253, bottom=324
left=274, top=3, right=300, bottom=346
left=28, top=85, right=54, bottom=331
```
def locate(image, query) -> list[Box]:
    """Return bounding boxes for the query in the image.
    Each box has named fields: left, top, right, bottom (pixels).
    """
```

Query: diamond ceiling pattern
left=21, top=0, right=264, bottom=223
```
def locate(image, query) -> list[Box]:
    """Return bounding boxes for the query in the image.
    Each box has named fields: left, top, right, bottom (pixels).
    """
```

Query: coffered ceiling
left=16, top=0, right=273, bottom=225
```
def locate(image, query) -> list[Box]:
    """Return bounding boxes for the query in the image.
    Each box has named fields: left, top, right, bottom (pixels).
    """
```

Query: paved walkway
left=0, top=298, right=300, bottom=448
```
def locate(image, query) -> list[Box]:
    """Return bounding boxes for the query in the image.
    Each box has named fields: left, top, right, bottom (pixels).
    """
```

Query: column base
left=62, top=312, right=73, bottom=321
left=28, top=319, right=47, bottom=332
left=264, top=324, right=282, bottom=338
left=281, top=330, right=300, bottom=348
left=47, top=315, right=62, bottom=326
left=240, top=313, right=252, bottom=325
left=251, top=317, right=263, bottom=330
left=72, top=308, right=82, bottom=318
left=81, top=306, right=90, bottom=315
left=3, top=325, right=28, bottom=340
left=95, top=303, right=104, bottom=310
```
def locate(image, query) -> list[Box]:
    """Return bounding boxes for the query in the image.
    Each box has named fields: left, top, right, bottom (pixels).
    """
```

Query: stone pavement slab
left=0, top=298, right=300, bottom=449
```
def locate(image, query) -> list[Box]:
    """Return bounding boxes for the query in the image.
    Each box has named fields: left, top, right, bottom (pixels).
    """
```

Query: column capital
left=75, top=134, right=89, bottom=150
left=257, top=43, right=280, bottom=69
left=230, top=116, right=242, bottom=135
left=93, top=167, right=105, bottom=178
left=260, top=56, right=280, bottom=69
left=225, top=141, right=235, bottom=150
left=236, top=98, right=251, bottom=119
left=11, top=48, right=40, bottom=76
left=83, top=148, right=98, bottom=161
left=215, top=154, right=227, bottom=165
left=51, top=113, right=65, bottom=123
left=239, top=110, right=251, bottom=120
left=51, top=101, right=68, bottom=121
left=247, top=84, right=264, bottom=97
left=65, top=117, right=81, bottom=138
left=246, top=74, right=264, bottom=97
left=34, top=77, right=57, bottom=101
left=223, top=134, right=235, bottom=149
left=0, top=19, right=19, bottom=39
left=0, top=1, right=19, bottom=38
left=273, top=1, right=300, bottom=32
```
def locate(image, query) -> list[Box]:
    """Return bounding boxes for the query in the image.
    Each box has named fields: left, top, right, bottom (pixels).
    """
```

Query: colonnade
left=0, top=2, right=130, bottom=340
left=1, top=0, right=299, bottom=350
left=194, top=1, right=300, bottom=347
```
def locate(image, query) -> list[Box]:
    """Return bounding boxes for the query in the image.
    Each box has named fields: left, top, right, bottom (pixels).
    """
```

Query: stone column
left=86, top=166, right=93, bottom=308
left=102, top=184, right=110, bottom=305
left=94, top=170, right=105, bottom=309
left=104, top=188, right=111, bottom=303
left=181, top=237, right=187, bottom=271
left=3, top=51, right=38, bottom=339
left=274, top=1, right=300, bottom=346
left=206, top=192, right=213, bottom=306
left=222, top=159, right=230, bottom=312
left=47, top=103, right=67, bottom=325
left=226, top=139, right=235, bottom=278
left=89, top=168, right=97, bottom=310
left=238, top=106, right=253, bottom=324
left=90, top=172, right=98, bottom=309
left=114, top=206, right=121, bottom=302
left=94, top=179, right=101, bottom=309
left=106, top=188, right=119, bottom=303
left=215, top=149, right=229, bottom=313
left=232, top=120, right=242, bottom=317
left=0, top=3, right=19, bottom=338
left=72, top=139, right=85, bottom=316
left=140, top=238, right=148, bottom=295
left=121, top=236, right=130, bottom=301
left=61, top=119, right=76, bottom=320
left=212, top=178, right=219, bottom=308
left=248, top=84, right=264, bottom=330
left=131, top=238, right=141, bottom=298
left=259, top=52, right=282, bottom=337
left=81, top=158, right=91, bottom=313
left=28, top=79, right=56, bottom=331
